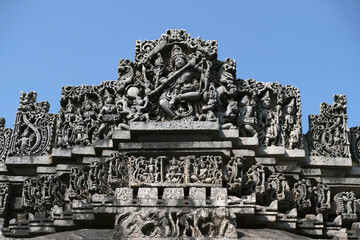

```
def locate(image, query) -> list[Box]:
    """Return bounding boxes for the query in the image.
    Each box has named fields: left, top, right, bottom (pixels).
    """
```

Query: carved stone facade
left=0, top=30, right=359, bottom=239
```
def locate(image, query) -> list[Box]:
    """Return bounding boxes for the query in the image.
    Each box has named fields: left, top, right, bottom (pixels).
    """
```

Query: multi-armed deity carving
left=307, top=94, right=350, bottom=157
left=51, top=30, right=304, bottom=150
left=9, top=91, right=56, bottom=156
left=22, top=175, right=66, bottom=212
left=0, top=117, right=12, bottom=162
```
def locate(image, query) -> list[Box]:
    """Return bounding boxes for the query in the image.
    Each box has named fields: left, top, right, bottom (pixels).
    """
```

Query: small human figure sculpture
left=238, top=94, right=257, bottom=137
left=129, top=96, right=150, bottom=122
left=17, top=126, right=35, bottom=155
left=73, top=110, right=89, bottom=145
left=166, top=157, right=183, bottom=183
left=198, top=84, right=217, bottom=122
left=97, top=90, right=119, bottom=139
left=282, top=99, right=300, bottom=149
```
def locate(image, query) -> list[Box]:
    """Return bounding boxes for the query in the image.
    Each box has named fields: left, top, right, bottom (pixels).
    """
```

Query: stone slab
left=301, top=168, right=322, bottom=176
left=72, top=146, right=96, bottom=156
left=306, top=156, right=352, bottom=167
left=257, top=146, right=285, bottom=156
left=52, top=148, right=72, bottom=158
left=255, top=157, right=276, bottom=165
left=285, top=149, right=305, bottom=158
left=37, top=166, right=56, bottom=174
left=238, top=137, right=258, bottom=146
left=118, top=141, right=232, bottom=150
left=56, top=164, right=81, bottom=172
left=0, top=175, right=28, bottom=183
left=93, top=139, right=113, bottom=148
left=232, top=149, right=255, bottom=157
left=6, top=155, right=52, bottom=165
left=0, top=163, right=8, bottom=173
left=219, top=129, right=239, bottom=138
left=322, top=177, right=360, bottom=186
left=350, top=166, right=360, bottom=176
left=130, top=121, right=220, bottom=131
left=102, top=150, right=118, bottom=157
left=82, top=157, right=104, bottom=165
left=112, top=130, right=131, bottom=140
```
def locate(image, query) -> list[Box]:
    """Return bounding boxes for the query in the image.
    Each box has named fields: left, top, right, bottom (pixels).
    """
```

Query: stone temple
left=0, top=30, right=359, bottom=239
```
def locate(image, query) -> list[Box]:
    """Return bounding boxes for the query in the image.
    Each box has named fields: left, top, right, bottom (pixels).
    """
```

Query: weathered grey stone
left=306, top=156, right=352, bottom=167
left=6, top=155, right=52, bottom=165
left=137, top=188, right=158, bottom=206
left=72, top=145, right=96, bottom=156
left=111, top=129, right=131, bottom=140
left=211, top=187, right=228, bottom=206
left=114, top=187, right=133, bottom=205
left=0, top=29, right=359, bottom=240
left=52, top=148, right=72, bottom=158
left=189, top=187, right=206, bottom=206
left=255, top=157, right=277, bottom=165
left=257, top=146, right=285, bottom=156
left=162, top=188, right=184, bottom=206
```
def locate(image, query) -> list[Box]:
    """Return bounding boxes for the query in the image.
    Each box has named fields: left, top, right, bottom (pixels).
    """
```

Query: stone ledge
left=112, top=130, right=131, bottom=140
left=130, top=121, right=220, bottom=131
left=219, top=129, right=239, bottom=139
left=72, top=146, right=96, bottom=156
left=94, top=139, right=113, bottom=148
left=118, top=141, right=232, bottom=150
left=285, top=149, right=305, bottom=158
left=52, top=148, right=72, bottom=158
left=233, top=149, right=255, bottom=157
left=238, top=137, right=258, bottom=146
left=5, top=155, right=52, bottom=165
left=306, top=156, right=352, bottom=167
left=257, top=146, right=285, bottom=156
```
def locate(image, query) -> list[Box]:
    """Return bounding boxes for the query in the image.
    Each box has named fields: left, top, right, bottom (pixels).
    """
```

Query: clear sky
left=0, top=0, right=359, bottom=132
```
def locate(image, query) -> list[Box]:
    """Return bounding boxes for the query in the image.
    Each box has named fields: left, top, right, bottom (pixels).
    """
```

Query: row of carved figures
left=12, top=155, right=358, bottom=220
left=1, top=92, right=359, bottom=164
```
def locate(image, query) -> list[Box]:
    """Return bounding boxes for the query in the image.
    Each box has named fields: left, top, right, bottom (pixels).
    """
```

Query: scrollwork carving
left=0, top=117, right=12, bottom=162
left=307, top=94, right=350, bottom=157
left=225, top=157, right=243, bottom=194
left=22, top=175, right=66, bottom=212
left=9, top=91, right=55, bottom=156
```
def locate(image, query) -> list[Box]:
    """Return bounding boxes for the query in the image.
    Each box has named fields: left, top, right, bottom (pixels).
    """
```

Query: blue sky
left=0, top=0, right=359, bottom=132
